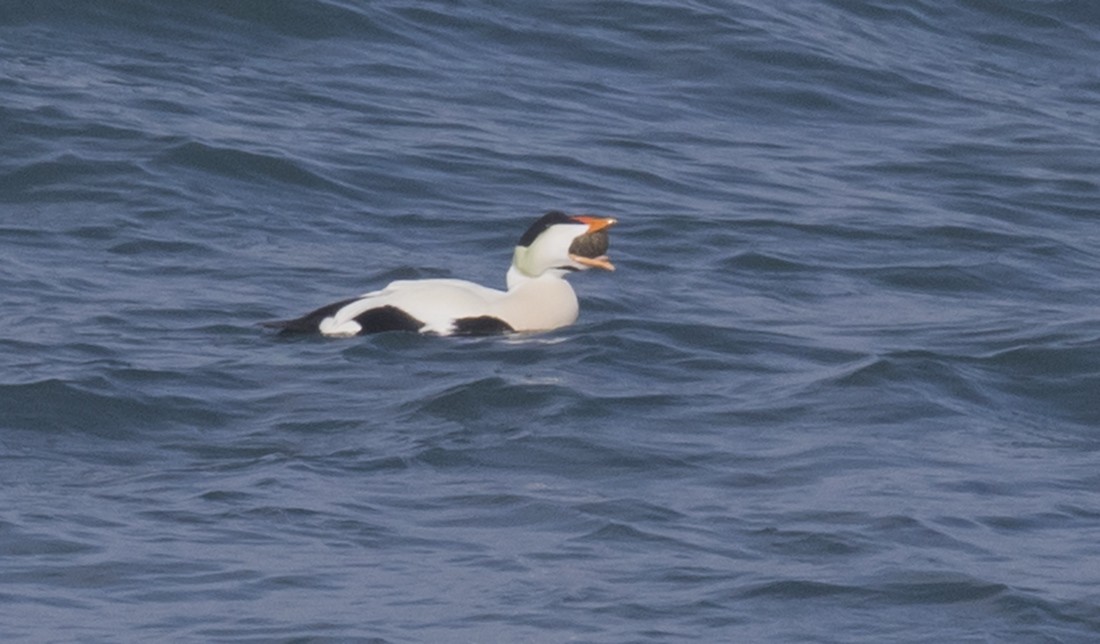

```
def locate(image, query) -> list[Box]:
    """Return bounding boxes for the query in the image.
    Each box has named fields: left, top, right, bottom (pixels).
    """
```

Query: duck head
left=508, top=211, right=616, bottom=287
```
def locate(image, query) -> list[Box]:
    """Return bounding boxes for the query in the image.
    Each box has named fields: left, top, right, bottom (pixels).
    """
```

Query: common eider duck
left=264, top=211, right=616, bottom=336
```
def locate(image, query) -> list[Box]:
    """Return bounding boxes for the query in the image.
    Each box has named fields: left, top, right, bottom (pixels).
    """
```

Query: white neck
left=508, top=264, right=575, bottom=290
left=506, top=264, right=526, bottom=291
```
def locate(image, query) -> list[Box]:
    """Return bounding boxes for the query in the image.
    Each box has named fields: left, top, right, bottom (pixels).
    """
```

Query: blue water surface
left=2, top=1, right=1100, bottom=641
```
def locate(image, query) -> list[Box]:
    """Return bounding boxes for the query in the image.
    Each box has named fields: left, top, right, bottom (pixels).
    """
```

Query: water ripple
left=2, top=0, right=1100, bottom=641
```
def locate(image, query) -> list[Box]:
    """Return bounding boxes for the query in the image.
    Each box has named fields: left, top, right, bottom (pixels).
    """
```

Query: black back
left=451, top=315, right=515, bottom=336
left=263, top=297, right=361, bottom=334
left=352, top=305, right=424, bottom=334
left=264, top=301, right=424, bottom=335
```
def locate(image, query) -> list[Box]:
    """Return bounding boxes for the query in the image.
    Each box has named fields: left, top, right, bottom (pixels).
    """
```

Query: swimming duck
left=265, top=211, right=616, bottom=336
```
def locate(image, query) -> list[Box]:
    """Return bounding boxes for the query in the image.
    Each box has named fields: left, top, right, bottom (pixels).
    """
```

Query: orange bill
left=570, top=254, right=615, bottom=271
left=572, top=216, right=617, bottom=234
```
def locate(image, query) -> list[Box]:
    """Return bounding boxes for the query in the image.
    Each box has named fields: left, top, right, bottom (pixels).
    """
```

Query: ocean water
left=2, top=0, right=1099, bottom=641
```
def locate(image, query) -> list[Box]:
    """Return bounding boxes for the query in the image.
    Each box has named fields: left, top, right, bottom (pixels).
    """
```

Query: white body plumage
left=266, top=211, right=616, bottom=337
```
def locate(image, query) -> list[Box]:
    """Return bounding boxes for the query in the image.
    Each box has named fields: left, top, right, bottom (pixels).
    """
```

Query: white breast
left=490, top=274, right=579, bottom=332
